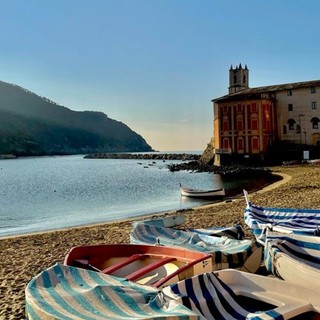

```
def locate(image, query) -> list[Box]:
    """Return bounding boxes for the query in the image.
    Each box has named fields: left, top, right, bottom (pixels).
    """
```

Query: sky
left=0, top=1, right=319, bottom=151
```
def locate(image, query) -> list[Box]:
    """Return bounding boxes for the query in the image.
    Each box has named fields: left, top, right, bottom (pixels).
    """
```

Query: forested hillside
left=0, top=81, right=153, bottom=156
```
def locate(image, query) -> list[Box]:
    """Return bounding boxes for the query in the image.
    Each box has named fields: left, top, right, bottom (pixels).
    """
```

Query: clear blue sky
left=0, top=1, right=319, bottom=151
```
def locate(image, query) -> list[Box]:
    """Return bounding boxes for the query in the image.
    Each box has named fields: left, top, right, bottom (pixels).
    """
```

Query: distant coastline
left=84, top=152, right=201, bottom=161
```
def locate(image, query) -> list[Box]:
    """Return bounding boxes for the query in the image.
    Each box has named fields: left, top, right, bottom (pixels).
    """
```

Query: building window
left=237, top=138, right=244, bottom=151
left=252, top=137, right=259, bottom=150
left=237, top=119, right=243, bottom=131
left=283, top=125, right=287, bottom=134
left=287, top=89, right=292, bottom=96
left=311, top=117, right=320, bottom=129
left=288, top=104, right=293, bottom=111
left=311, top=87, right=316, bottom=94
left=287, top=119, right=296, bottom=130
left=236, top=114, right=244, bottom=131
left=296, top=124, right=301, bottom=134
left=250, top=114, right=258, bottom=130
left=223, top=138, right=229, bottom=149
left=223, top=116, right=229, bottom=131
left=312, top=101, right=317, bottom=110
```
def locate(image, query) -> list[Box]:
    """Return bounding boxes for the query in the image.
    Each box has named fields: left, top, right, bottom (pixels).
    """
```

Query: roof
left=213, top=79, right=320, bottom=103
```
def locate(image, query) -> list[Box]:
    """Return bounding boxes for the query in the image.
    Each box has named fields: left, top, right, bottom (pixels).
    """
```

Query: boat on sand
left=180, top=184, right=225, bottom=199
left=243, top=189, right=320, bottom=244
left=64, top=243, right=212, bottom=288
left=130, top=216, right=262, bottom=273
left=264, top=230, right=320, bottom=291
left=163, top=269, right=320, bottom=320
left=25, top=263, right=200, bottom=320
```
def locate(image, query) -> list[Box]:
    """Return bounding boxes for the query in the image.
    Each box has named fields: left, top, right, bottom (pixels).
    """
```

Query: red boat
left=64, top=243, right=212, bottom=288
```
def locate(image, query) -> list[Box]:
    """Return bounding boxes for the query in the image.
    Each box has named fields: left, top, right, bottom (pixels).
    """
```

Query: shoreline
left=2, top=165, right=320, bottom=318
left=0, top=173, right=281, bottom=241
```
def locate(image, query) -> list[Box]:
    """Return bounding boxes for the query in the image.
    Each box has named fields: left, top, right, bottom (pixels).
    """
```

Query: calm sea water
left=0, top=154, right=229, bottom=237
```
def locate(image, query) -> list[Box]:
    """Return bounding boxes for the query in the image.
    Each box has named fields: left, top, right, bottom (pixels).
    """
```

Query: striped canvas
left=243, top=190, right=320, bottom=244
left=130, top=221, right=257, bottom=270
left=25, top=263, right=200, bottom=320
left=164, top=272, right=284, bottom=320
left=186, top=224, right=245, bottom=240
left=264, top=230, right=320, bottom=276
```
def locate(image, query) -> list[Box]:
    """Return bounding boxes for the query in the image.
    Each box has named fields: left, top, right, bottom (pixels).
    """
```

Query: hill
left=0, top=81, right=153, bottom=156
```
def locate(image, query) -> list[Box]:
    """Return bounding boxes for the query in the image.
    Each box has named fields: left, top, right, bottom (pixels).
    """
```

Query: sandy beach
left=2, top=165, right=320, bottom=319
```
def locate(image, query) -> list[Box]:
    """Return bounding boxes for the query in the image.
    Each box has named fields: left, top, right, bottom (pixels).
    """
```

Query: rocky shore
left=2, top=164, right=320, bottom=319
left=84, top=152, right=201, bottom=161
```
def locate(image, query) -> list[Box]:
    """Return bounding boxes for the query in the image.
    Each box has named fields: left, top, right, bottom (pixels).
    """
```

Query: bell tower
left=229, top=63, right=249, bottom=94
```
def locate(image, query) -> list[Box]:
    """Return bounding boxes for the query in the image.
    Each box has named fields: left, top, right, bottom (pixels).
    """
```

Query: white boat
left=163, top=269, right=320, bottom=319
left=180, top=184, right=225, bottom=199
left=264, top=230, right=320, bottom=291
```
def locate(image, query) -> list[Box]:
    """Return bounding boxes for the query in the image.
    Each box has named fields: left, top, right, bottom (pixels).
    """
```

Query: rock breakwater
left=167, top=161, right=273, bottom=179
left=84, top=153, right=201, bottom=161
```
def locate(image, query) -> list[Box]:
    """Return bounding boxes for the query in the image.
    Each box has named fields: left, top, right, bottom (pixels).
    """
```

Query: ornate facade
left=212, top=65, right=320, bottom=164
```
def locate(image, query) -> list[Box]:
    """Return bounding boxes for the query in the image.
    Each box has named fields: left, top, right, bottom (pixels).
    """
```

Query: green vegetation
left=0, top=81, right=153, bottom=156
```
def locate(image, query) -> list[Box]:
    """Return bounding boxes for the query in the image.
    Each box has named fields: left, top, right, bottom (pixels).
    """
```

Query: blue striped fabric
left=186, top=224, right=245, bottom=240
left=165, top=272, right=284, bottom=320
left=264, top=231, right=320, bottom=275
left=130, top=220, right=256, bottom=270
left=25, top=263, right=200, bottom=320
left=243, top=190, right=320, bottom=244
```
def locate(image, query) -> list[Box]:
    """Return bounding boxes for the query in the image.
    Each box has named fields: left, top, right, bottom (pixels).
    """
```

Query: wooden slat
left=101, top=254, right=146, bottom=274
left=126, top=257, right=176, bottom=281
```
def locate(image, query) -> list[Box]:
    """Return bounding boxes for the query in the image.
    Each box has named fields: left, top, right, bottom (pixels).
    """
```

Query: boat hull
left=163, top=269, right=320, bottom=320
left=264, top=231, right=320, bottom=291
left=180, top=186, right=225, bottom=199
left=26, top=263, right=200, bottom=320
left=243, top=189, right=320, bottom=244
left=64, top=243, right=212, bottom=288
left=130, top=218, right=262, bottom=273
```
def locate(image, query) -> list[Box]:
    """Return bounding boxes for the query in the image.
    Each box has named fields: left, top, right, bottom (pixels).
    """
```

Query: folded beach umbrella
left=130, top=218, right=262, bottom=273
left=25, top=263, right=201, bottom=320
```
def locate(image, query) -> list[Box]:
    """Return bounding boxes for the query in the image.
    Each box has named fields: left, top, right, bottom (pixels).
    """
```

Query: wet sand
left=1, top=165, right=320, bottom=319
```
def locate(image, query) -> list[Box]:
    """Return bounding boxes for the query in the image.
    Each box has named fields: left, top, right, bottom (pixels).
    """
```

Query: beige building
left=212, top=65, right=320, bottom=164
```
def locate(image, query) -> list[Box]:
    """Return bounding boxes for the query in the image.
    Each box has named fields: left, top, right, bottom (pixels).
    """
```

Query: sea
left=0, top=153, right=254, bottom=238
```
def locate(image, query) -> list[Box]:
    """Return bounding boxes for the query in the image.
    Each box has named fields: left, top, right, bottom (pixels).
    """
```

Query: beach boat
left=264, top=230, right=320, bottom=291
left=180, top=184, right=225, bottom=199
left=186, top=224, right=245, bottom=240
left=163, top=269, right=320, bottom=320
left=243, top=189, right=320, bottom=244
left=130, top=216, right=263, bottom=273
left=64, top=243, right=212, bottom=288
left=25, top=263, right=200, bottom=320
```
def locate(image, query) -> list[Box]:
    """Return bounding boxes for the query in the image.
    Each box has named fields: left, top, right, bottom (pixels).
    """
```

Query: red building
left=212, top=64, right=278, bottom=165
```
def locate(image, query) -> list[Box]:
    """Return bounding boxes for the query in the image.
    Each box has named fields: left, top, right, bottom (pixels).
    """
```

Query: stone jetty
left=84, top=153, right=201, bottom=161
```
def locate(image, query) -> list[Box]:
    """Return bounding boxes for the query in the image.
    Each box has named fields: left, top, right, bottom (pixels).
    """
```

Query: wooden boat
left=64, top=243, right=212, bottom=288
left=180, top=184, right=225, bottom=199
left=25, top=263, right=200, bottom=320
left=130, top=216, right=263, bottom=273
left=243, top=189, right=320, bottom=244
left=264, top=230, right=320, bottom=291
left=163, top=269, right=320, bottom=320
